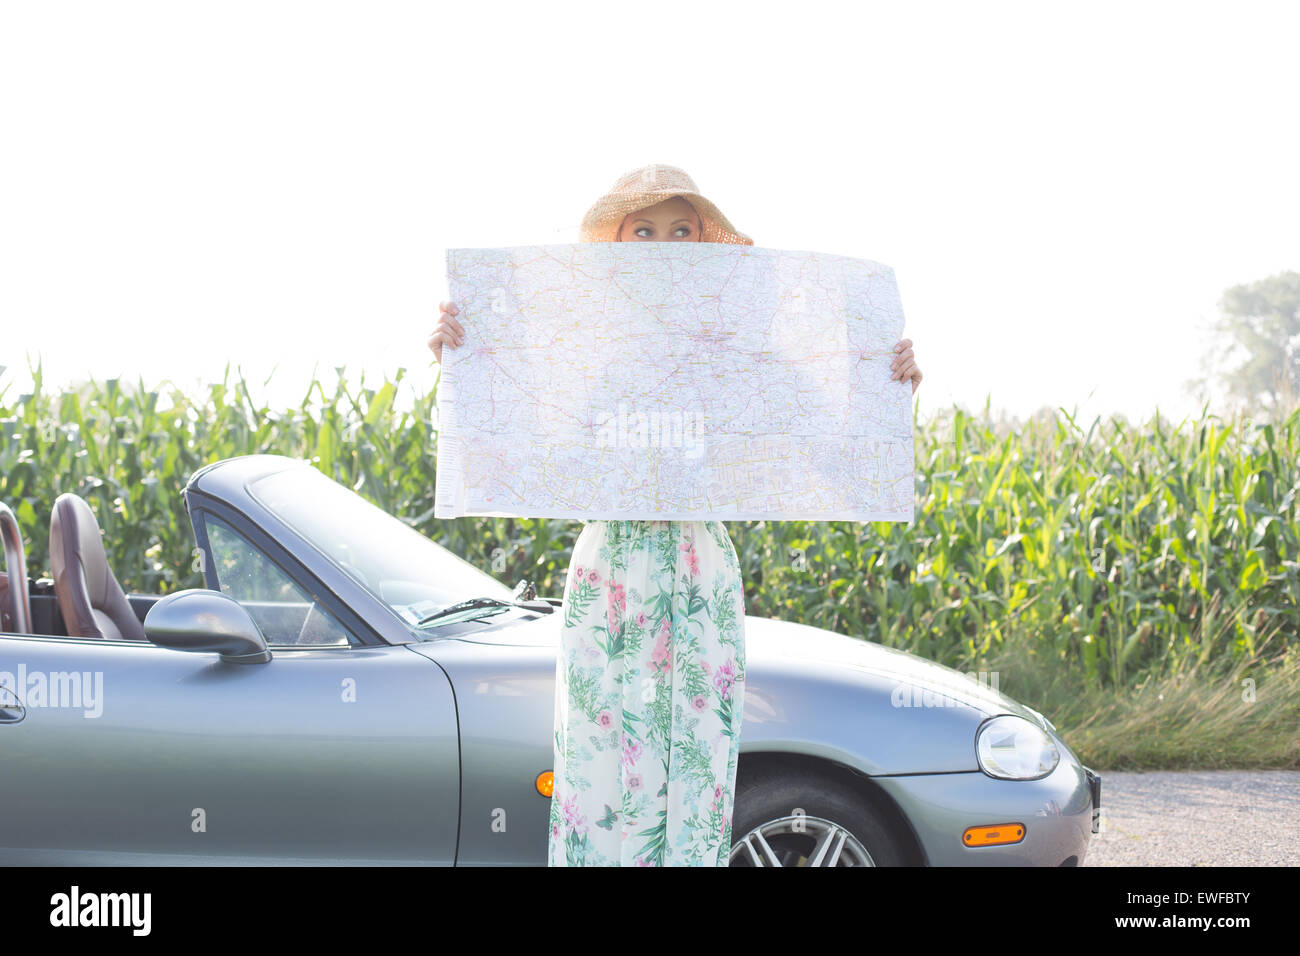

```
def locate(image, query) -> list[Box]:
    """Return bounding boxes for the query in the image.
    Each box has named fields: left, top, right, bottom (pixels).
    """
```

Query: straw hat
left=579, top=164, right=753, bottom=245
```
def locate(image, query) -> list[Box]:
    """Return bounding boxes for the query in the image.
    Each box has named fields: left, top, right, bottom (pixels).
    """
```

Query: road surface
left=1083, top=770, right=1299, bottom=866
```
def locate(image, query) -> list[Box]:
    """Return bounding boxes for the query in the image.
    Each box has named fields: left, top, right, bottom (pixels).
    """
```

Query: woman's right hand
left=427, top=301, right=465, bottom=364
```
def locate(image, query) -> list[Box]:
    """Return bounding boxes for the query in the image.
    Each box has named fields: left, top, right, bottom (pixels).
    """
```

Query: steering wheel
left=0, top=503, right=31, bottom=635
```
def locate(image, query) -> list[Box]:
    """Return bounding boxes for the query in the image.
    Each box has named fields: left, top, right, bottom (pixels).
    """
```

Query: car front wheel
left=728, top=762, right=907, bottom=866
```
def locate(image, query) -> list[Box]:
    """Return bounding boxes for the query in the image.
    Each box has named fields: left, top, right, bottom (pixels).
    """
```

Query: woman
left=427, top=165, right=923, bottom=866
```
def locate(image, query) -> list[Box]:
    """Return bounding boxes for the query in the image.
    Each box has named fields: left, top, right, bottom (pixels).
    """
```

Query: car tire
left=729, top=761, right=908, bottom=866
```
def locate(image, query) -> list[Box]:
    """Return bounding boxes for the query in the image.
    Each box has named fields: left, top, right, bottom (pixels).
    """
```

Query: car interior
left=0, top=493, right=350, bottom=647
left=0, top=493, right=155, bottom=641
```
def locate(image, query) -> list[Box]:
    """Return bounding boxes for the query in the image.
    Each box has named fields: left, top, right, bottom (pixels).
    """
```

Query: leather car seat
left=0, top=502, right=32, bottom=634
left=49, top=493, right=146, bottom=641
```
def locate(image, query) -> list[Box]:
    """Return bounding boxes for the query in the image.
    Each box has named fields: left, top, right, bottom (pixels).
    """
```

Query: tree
left=1189, top=271, right=1300, bottom=416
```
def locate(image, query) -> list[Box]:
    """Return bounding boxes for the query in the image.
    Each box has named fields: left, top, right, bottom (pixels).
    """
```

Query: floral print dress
left=548, top=519, right=747, bottom=867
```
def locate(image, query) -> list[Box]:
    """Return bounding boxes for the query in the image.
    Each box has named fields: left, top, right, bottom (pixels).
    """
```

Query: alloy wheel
left=729, top=814, right=876, bottom=866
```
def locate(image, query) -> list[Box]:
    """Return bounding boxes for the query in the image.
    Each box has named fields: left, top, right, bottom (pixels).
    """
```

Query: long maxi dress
left=547, top=518, right=747, bottom=867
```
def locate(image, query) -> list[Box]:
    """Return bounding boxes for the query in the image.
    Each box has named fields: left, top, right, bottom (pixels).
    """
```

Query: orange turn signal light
left=536, top=771, right=554, bottom=797
left=962, top=823, right=1025, bottom=847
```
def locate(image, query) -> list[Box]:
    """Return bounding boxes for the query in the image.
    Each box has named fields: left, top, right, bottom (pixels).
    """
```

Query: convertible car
left=0, top=454, right=1100, bottom=866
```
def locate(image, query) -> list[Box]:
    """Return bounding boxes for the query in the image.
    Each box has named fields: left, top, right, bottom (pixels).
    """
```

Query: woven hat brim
left=580, top=190, right=753, bottom=245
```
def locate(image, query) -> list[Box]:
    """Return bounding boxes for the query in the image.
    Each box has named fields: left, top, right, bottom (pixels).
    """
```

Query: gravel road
left=1083, top=770, right=1300, bottom=866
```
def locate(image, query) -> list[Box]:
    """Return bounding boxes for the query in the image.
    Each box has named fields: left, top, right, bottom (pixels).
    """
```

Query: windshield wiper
left=415, top=594, right=554, bottom=628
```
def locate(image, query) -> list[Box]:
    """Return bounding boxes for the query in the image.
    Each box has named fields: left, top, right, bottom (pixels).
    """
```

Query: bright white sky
left=2, top=0, right=1297, bottom=425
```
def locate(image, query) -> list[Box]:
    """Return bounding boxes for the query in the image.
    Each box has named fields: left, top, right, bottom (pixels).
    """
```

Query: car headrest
left=49, top=493, right=146, bottom=641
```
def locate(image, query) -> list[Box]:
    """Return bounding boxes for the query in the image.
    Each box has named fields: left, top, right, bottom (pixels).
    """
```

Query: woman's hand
left=427, top=301, right=465, bottom=365
left=891, top=338, right=922, bottom=393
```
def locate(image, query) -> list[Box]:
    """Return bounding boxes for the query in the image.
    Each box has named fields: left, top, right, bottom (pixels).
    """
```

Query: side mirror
left=144, top=588, right=272, bottom=664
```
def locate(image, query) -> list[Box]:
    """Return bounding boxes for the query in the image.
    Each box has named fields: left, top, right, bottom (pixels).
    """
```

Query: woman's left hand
left=891, top=338, right=922, bottom=393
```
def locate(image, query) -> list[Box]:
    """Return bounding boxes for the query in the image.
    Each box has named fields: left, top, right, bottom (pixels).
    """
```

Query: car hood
left=430, top=609, right=1053, bottom=731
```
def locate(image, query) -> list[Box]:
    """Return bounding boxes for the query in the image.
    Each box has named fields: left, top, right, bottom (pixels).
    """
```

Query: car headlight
left=976, top=715, right=1060, bottom=780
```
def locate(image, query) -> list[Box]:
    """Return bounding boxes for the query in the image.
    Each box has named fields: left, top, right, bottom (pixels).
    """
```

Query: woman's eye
left=635, top=226, right=652, bottom=238
left=674, top=226, right=691, bottom=237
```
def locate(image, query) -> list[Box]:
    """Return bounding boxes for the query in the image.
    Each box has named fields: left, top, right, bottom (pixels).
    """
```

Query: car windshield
left=247, top=464, right=515, bottom=635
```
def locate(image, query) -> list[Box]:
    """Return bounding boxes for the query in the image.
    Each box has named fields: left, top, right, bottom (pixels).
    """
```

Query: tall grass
left=1, top=357, right=1296, bottom=767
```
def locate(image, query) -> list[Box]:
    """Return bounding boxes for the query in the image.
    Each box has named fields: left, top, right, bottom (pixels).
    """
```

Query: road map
left=434, top=243, right=914, bottom=522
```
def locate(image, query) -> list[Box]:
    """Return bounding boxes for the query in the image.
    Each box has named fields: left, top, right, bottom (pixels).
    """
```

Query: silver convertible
left=0, top=454, right=1100, bottom=866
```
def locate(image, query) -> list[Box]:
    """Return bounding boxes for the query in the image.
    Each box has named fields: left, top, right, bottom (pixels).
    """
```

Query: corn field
left=2, top=358, right=1296, bottom=766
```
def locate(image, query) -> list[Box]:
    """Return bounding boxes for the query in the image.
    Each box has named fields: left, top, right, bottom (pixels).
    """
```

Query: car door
left=0, top=512, right=460, bottom=865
